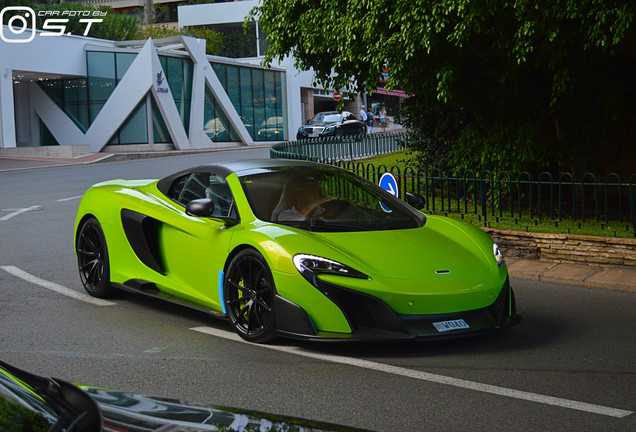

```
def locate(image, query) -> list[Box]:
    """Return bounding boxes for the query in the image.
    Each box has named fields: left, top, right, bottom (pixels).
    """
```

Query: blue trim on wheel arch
left=218, top=269, right=226, bottom=313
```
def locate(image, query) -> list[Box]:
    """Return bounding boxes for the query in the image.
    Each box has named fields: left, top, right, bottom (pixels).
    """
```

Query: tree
left=252, top=0, right=636, bottom=174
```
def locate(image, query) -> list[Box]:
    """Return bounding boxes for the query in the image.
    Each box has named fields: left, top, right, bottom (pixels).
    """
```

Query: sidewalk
left=1, top=147, right=634, bottom=294
left=0, top=144, right=273, bottom=173
left=505, top=257, right=635, bottom=293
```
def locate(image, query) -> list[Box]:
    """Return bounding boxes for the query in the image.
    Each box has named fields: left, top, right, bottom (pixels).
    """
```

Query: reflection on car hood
left=301, top=217, right=493, bottom=280
left=81, top=386, right=369, bottom=432
left=302, top=121, right=339, bottom=127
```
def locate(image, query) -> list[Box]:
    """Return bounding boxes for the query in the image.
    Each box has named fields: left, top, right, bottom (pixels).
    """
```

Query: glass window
left=63, top=79, right=89, bottom=131
left=38, top=79, right=63, bottom=106
left=239, top=67, right=254, bottom=139
left=212, top=63, right=227, bottom=88
left=252, top=69, right=265, bottom=142
left=87, top=51, right=115, bottom=80
left=275, top=72, right=286, bottom=140
left=87, top=52, right=116, bottom=120
left=263, top=71, right=277, bottom=140
left=39, top=118, right=59, bottom=146
left=159, top=56, right=168, bottom=75
left=116, top=53, right=137, bottom=82
left=181, top=58, right=193, bottom=133
left=168, top=172, right=237, bottom=218
left=117, top=100, right=148, bottom=145
left=241, top=166, right=424, bottom=231
left=204, top=85, right=240, bottom=142
left=161, top=56, right=192, bottom=135
left=151, top=97, right=172, bottom=144
left=166, top=57, right=183, bottom=100
left=226, top=66, right=240, bottom=112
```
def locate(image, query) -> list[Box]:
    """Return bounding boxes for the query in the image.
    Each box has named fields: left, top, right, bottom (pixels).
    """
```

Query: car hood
left=81, top=386, right=369, bottom=432
left=274, top=215, right=494, bottom=280
left=302, top=121, right=339, bottom=127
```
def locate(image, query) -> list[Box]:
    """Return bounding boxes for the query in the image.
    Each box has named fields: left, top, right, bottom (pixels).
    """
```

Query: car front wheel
left=224, top=249, right=276, bottom=343
left=76, top=217, right=113, bottom=298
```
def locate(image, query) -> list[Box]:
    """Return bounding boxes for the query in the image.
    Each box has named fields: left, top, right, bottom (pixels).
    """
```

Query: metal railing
left=270, top=135, right=636, bottom=237
left=270, top=133, right=405, bottom=161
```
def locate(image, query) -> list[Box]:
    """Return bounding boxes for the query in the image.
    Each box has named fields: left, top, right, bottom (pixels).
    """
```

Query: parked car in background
left=296, top=111, right=365, bottom=140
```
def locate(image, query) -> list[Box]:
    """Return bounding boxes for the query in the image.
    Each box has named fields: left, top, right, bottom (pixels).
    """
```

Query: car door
left=150, top=171, right=238, bottom=313
left=341, top=112, right=358, bottom=135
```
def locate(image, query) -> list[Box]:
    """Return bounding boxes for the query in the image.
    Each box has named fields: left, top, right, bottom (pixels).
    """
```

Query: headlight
left=293, top=254, right=369, bottom=284
left=324, top=125, right=336, bottom=132
left=493, top=243, right=504, bottom=266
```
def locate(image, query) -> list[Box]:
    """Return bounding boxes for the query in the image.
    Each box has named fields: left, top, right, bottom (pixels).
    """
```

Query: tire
left=224, top=249, right=276, bottom=343
left=76, top=217, right=113, bottom=298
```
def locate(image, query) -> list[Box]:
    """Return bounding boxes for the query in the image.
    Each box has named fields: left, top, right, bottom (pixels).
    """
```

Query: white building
left=0, top=23, right=287, bottom=154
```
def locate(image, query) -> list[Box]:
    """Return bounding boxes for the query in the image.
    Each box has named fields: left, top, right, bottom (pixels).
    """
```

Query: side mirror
left=405, top=192, right=426, bottom=210
left=186, top=198, right=214, bottom=217
left=186, top=198, right=240, bottom=227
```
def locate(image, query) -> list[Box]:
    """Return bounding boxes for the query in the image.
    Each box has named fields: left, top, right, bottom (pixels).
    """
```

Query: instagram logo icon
left=1, top=6, right=36, bottom=43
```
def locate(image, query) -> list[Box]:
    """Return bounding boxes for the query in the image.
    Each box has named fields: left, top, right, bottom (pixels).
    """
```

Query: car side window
left=167, top=172, right=237, bottom=219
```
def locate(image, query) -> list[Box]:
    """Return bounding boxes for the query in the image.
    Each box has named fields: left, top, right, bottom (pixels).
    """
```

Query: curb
left=506, top=258, right=636, bottom=293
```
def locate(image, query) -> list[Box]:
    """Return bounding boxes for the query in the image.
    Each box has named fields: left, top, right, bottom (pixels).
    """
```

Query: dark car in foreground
left=296, top=111, right=365, bottom=140
left=0, top=360, right=371, bottom=431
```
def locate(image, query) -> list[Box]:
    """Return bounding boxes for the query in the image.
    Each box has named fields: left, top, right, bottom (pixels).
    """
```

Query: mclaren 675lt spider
left=74, top=159, right=521, bottom=343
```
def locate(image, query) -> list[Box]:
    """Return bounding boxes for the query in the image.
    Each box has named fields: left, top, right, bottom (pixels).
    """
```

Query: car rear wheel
left=77, top=217, right=113, bottom=298
left=224, top=249, right=276, bottom=343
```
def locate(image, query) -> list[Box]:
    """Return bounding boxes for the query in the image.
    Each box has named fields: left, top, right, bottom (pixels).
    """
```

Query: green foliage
left=0, top=397, right=51, bottom=432
left=253, top=0, right=636, bottom=173
left=134, top=25, right=222, bottom=55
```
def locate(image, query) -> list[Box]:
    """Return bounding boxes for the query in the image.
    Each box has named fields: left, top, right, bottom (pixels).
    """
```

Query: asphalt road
left=1, top=151, right=634, bottom=432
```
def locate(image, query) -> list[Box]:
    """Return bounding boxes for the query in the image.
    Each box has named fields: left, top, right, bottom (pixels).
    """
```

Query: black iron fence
left=270, top=136, right=636, bottom=237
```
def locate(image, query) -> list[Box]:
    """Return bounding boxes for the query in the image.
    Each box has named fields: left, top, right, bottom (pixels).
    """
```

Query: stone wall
left=481, top=228, right=636, bottom=267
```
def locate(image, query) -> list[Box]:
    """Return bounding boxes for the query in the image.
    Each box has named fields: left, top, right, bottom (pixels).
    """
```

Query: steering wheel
left=304, top=197, right=336, bottom=219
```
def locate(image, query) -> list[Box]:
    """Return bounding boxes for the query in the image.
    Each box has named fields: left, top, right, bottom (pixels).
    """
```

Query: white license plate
left=433, top=319, right=470, bottom=332
left=309, top=133, right=319, bottom=137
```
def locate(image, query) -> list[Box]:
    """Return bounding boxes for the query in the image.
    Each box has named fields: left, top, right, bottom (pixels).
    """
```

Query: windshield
left=241, top=166, right=424, bottom=232
left=309, top=113, right=341, bottom=124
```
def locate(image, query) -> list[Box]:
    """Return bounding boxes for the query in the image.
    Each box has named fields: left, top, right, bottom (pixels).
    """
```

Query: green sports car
left=74, top=159, right=521, bottom=343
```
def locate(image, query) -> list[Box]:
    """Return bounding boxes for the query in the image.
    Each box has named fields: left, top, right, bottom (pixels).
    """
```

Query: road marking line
left=190, top=326, right=633, bottom=419
left=0, top=206, right=42, bottom=221
left=1, top=266, right=116, bottom=307
left=56, top=196, right=83, bottom=202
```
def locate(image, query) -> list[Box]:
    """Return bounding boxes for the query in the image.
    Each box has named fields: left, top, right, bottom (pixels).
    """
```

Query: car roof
left=215, top=158, right=331, bottom=175
left=156, top=159, right=337, bottom=195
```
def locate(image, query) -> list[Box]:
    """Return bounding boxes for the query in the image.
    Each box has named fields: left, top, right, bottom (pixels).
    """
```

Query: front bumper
left=296, top=128, right=337, bottom=140
left=275, top=276, right=521, bottom=341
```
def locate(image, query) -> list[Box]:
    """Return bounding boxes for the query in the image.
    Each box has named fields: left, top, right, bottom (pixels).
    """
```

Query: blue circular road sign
left=378, top=172, right=399, bottom=212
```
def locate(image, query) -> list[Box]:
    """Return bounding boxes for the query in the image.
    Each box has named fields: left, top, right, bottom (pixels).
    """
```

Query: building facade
left=0, top=26, right=286, bottom=153
left=177, top=0, right=408, bottom=131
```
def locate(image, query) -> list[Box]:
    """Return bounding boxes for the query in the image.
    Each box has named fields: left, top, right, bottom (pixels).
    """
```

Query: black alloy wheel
left=224, top=249, right=276, bottom=343
left=77, top=217, right=112, bottom=298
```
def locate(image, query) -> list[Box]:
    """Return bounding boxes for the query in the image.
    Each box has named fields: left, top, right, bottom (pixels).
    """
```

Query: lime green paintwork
left=75, top=173, right=509, bottom=336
